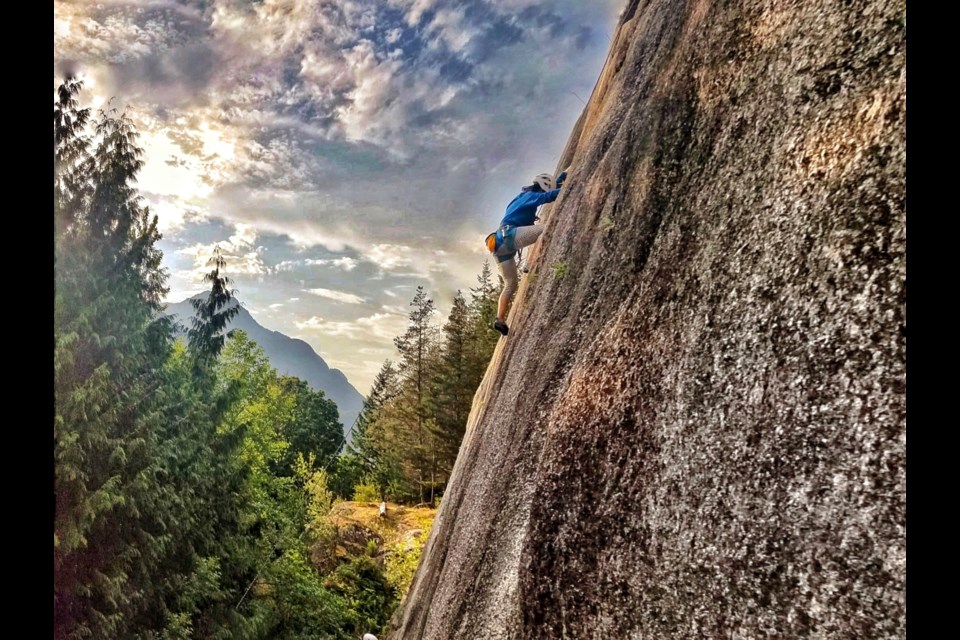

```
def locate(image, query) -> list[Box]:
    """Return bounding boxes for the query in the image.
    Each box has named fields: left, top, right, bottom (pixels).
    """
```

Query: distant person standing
left=485, top=170, right=568, bottom=336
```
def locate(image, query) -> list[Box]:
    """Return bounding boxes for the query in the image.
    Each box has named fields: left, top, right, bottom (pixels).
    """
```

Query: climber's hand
left=556, top=170, right=568, bottom=187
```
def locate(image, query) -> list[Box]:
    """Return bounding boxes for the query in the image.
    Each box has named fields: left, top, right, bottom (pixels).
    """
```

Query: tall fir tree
left=179, top=252, right=262, bottom=638
left=54, top=76, right=93, bottom=236
left=54, top=78, right=177, bottom=639
left=391, top=286, right=437, bottom=504
left=188, top=246, right=240, bottom=363
left=427, top=291, right=472, bottom=480
left=467, top=260, right=500, bottom=382
left=353, top=361, right=410, bottom=501
left=54, top=79, right=262, bottom=640
left=346, top=361, right=397, bottom=478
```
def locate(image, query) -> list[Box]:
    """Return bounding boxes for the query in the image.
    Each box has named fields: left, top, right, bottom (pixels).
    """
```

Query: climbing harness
left=484, top=224, right=519, bottom=263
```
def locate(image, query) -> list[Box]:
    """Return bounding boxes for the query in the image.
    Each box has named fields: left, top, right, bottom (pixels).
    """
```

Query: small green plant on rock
left=552, top=261, right=569, bottom=281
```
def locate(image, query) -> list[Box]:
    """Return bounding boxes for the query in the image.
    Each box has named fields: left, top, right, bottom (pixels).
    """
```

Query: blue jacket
left=498, top=188, right=561, bottom=228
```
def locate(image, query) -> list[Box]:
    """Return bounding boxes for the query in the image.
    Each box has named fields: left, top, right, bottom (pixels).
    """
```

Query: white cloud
left=425, top=6, right=473, bottom=53
left=229, top=223, right=257, bottom=248
left=55, top=0, right=623, bottom=393
left=305, top=256, right=359, bottom=271
left=366, top=243, right=415, bottom=270
left=398, top=0, right=440, bottom=27
left=176, top=223, right=267, bottom=277
left=263, top=219, right=355, bottom=253
left=274, top=260, right=298, bottom=272
left=143, top=195, right=209, bottom=235
left=363, top=244, right=458, bottom=280
left=54, top=4, right=176, bottom=64
left=380, top=304, right=409, bottom=315
left=165, top=285, right=206, bottom=304
left=330, top=39, right=409, bottom=149
left=210, top=0, right=321, bottom=63
left=295, top=311, right=408, bottom=342
left=359, top=346, right=392, bottom=356
left=306, top=288, right=367, bottom=305
left=333, top=256, right=359, bottom=270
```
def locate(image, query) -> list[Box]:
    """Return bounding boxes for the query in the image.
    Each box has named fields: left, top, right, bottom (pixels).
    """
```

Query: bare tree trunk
left=430, top=449, right=436, bottom=506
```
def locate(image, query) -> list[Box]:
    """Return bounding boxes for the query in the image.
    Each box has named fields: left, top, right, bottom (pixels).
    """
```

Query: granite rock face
left=391, top=0, right=905, bottom=637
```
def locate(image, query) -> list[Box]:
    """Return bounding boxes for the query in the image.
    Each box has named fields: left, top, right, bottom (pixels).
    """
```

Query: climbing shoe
left=493, top=320, right=509, bottom=336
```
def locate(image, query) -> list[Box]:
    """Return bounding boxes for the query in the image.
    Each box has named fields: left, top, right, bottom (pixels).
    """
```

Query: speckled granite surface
left=390, top=1, right=905, bottom=637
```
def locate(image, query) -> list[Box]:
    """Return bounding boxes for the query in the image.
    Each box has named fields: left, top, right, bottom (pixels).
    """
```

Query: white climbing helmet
left=362, top=635, right=379, bottom=640
left=533, top=172, right=556, bottom=191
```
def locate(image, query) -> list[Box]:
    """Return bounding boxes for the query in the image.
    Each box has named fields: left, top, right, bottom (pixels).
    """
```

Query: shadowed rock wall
left=391, top=0, right=906, bottom=637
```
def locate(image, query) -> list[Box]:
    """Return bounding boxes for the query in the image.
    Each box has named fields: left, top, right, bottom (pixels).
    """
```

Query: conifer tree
left=347, top=361, right=409, bottom=501
left=54, top=80, right=260, bottom=640
left=347, top=361, right=396, bottom=473
left=54, top=78, right=177, bottom=639
left=428, top=291, right=472, bottom=479
left=54, top=76, right=92, bottom=235
left=467, top=260, right=500, bottom=382
left=189, top=247, right=240, bottom=363
left=391, top=286, right=436, bottom=504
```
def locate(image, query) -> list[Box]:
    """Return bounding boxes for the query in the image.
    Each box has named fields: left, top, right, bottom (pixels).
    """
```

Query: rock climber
left=485, top=169, right=568, bottom=336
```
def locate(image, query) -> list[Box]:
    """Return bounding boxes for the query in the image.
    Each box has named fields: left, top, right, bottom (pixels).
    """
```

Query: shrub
left=354, top=481, right=380, bottom=503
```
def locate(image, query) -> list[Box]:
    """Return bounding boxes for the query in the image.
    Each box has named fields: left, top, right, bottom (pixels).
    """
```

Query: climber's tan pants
left=497, top=225, right=544, bottom=321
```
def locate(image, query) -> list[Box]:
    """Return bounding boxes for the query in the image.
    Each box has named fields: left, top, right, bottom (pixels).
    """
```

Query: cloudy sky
left=54, top=0, right=625, bottom=393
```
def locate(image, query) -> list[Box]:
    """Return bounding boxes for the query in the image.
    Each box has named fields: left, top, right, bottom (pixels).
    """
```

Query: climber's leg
left=495, top=256, right=518, bottom=335
left=513, top=225, right=544, bottom=251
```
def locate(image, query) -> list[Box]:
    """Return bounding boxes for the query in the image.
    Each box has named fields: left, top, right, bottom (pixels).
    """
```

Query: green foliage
left=552, top=261, right=570, bottom=280
left=348, top=361, right=411, bottom=502
left=53, top=78, right=395, bottom=640
left=600, top=214, right=615, bottom=232
left=295, top=454, right=340, bottom=572
left=277, top=377, right=343, bottom=476
left=384, top=533, right=428, bottom=599
left=426, top=291, right=472, bottom=480
left=54, top=76, right=93, bottom=235
left=54, top=75, right=191, bottom=639
left=354, top=481, right=380, bottom=503
left=350, top=262, right=501, bottom=509
left=260, top=548, right=353, bottom=640
left=467, top=260, right=501, bottom=378
left=326, top=454, right=363, bottom=500
left=188, top=247, right=239, bottom=363
left=390, top=286, right=437, bottom=504
left=53, top=78, right=498, bottom=639
left=294, top=454, right=334, bottom=526
left=325, top=556, right=397, bottom=636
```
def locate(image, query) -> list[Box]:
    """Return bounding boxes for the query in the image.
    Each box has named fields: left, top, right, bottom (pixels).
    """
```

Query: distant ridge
left=166, top=295, right=364, bottom=444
